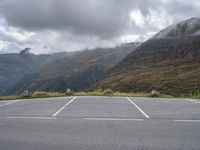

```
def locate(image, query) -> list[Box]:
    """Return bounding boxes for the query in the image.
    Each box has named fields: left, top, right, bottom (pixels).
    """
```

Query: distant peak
left=154, top=17, right=200, bottom=39
left=19, top=48, right=32, bottom=55
left=124, top=42, right=141, bottom=47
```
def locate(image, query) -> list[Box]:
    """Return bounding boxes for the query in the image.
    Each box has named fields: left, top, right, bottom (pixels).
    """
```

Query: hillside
left=9, top=43, right=140, bottom=94
left=0, top=49, right=71, bottom=95
left=98, top=18, right=200, bottom=95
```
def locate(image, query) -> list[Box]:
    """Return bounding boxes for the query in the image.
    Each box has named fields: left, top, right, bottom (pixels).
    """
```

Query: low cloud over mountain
left=0, top=0, right=200, bottom=53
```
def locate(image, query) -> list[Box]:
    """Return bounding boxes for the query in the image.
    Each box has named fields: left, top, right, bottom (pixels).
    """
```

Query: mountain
left=98, top=18, right=200, bottom=95
left=0, top=49, right=71, bottom=95
left=9, top=43, right=140, bottom=94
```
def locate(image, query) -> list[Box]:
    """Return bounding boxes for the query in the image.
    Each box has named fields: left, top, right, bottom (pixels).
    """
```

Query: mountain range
left=5, top=43, right=140, bottom=95
left=1, top=18, right=200, bottom=96
left=0, top=49, right=75, bottom=95
left=98, top=18, right=200, bottom=95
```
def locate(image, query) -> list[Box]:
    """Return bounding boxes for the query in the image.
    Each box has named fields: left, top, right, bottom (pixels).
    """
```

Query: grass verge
left=0, top=92, right=66, bottom=101
left=1, top=90, right=200, bottom=101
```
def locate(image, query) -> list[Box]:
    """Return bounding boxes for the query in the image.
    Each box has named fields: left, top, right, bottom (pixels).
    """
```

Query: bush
left=32, top=91, right=48, bottom=97
left=103, top=89, right=114, bottom=96
left=150, top=93, right=159, bottom=97
left=149, top=90, right=159, bottom=97
left=65, top=90, right=74, bottom=96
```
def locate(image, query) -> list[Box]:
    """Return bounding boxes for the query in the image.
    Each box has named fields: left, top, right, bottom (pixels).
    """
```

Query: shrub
left=103, top=89, right=114, bottom=96
left=32, top=91, right=48, bottom=97
left=65, top=90, right=74, bottom=96
left=149, top=90, right=159, bottom=97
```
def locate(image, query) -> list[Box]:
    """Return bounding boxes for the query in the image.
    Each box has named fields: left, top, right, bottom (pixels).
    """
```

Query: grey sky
left=0, top=0, right=199, bottom=54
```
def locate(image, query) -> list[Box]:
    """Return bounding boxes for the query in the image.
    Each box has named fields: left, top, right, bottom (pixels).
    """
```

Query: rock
left=21, top=90, right=29, bottom=97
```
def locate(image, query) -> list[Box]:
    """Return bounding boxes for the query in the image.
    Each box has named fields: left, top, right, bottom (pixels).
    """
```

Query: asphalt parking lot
left=0, top=96, right=200, bottom=150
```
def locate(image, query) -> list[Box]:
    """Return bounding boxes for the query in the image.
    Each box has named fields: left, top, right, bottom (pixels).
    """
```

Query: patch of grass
left=150, top=93, right=174, bottom=98
left=0, top=95, right=24, bottom=100
left=103, top=89, right=114, bottom=96
left=73, top=92, right=90, bottom=96
left=0, top=91, right=66, bottom=100
left=47, top=92, right=65, bottom=97
left=181, top=91, right=200, bottom=99
left=32, top=91, right=48, bottom=98
left=32, top=91, right=65, bottom=98
left=72, top=90, right=171, bottom=98
left=73, top=90, right=108, bottom=96
left=113, top=92, right=149, bottom=97
left=0, top=91, right=182, bottom=101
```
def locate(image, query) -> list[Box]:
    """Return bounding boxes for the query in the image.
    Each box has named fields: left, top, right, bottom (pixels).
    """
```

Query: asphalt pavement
left=0, top=96, right=200, bottom=150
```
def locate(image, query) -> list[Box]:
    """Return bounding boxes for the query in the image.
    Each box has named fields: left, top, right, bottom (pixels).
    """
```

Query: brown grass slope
left=98, top=18, right=200, bottom=95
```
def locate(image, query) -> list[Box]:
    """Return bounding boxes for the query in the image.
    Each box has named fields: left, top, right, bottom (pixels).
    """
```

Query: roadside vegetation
left=0, top=92, right=65, bottom=100
left=0, top=89, right=200, bottom=101
left=181, top=91, right=200, bottom=99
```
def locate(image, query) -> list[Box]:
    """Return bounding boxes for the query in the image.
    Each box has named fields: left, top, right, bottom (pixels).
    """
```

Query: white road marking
left=83, top=117, right=143, bottom=121
left=0, top=100, right=22, bottom=107
left=175, top=120, right=200, bottom=123
left=52, top=96, right=77, bottom=117
left=1, top=116, right=56, bottom=120
left=186, top=99, right=200, bottom=104
left=126, top=97, right=150, bottom=119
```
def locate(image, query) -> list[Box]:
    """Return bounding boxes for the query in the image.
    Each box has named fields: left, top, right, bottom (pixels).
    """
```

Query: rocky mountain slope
left=98, top=18, right=200, bottom=95
left=0, top=49, right=71, bottom=95
left=9, top=43, right=140, bottom=94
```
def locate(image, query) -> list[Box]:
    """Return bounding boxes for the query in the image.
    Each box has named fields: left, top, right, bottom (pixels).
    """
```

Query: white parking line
left=0, top=100, right=22, bottom=107
left=52, top=96, right=77, bottom=117
left=126, top=97, right=150, bottom=119
left=83, top=117, right=143, bottom=121
left=186, top=99, right=200, bottom=104
left=175, top=120, right=200, bottom=123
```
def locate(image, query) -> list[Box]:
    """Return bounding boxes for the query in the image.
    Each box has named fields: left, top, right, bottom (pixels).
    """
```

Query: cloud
left=0, top=0, right=133, bottom=38
left=0, top=0, right=199, bottom=54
